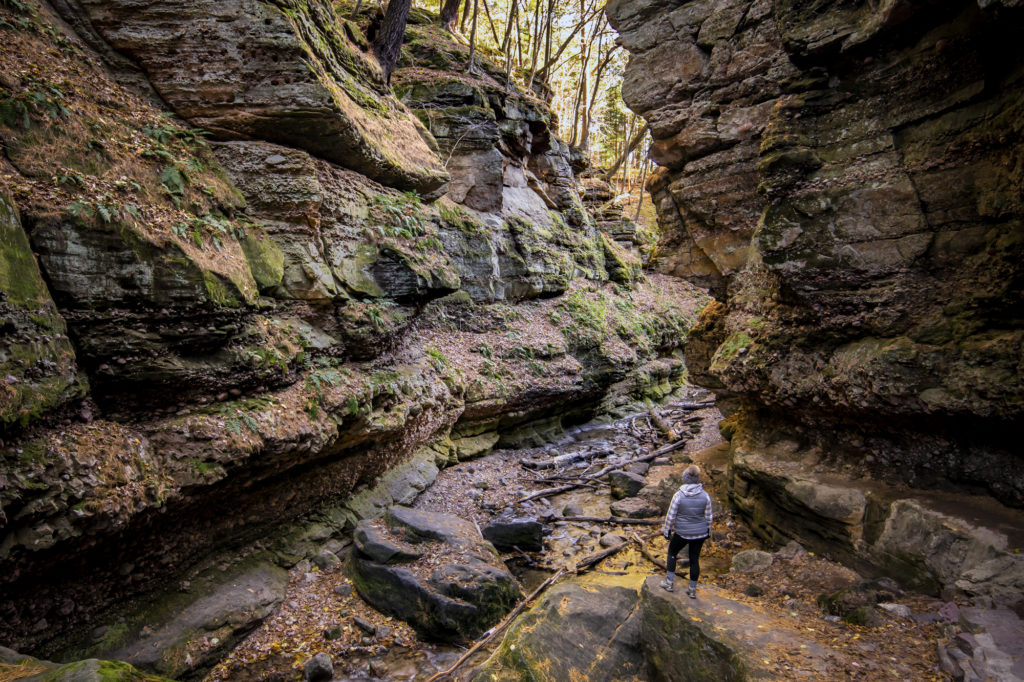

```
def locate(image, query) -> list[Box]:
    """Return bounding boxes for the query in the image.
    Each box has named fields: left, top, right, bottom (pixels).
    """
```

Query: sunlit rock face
left=608, top=0, right=1024, bottom=507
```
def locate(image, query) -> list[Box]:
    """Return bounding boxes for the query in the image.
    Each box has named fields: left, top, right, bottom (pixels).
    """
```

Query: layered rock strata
left=607, top=0, right=1024, bottom=607
left=0, top=0, right=708, bottom=658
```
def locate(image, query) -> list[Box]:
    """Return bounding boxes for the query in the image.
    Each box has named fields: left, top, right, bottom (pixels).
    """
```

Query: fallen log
left=580, top=438, right=688, bottom=481
left=516, top=438, right=688, bottom=504
left=518, top=481, right=597, bottom=503
left=561, top=515, right=661, bottom=526
left=574, top=540, right=628, bottom=572
left=649, top=407, right=679, bottom=441
left=673, top=400, right=716, bottom=410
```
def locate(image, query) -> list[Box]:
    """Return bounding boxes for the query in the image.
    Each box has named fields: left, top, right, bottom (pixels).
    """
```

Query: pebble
left=354, top=616, right=376, bottom=634
left=562, top=502, right=584, bottom=517
left=333, top=583, right=353, bottom=597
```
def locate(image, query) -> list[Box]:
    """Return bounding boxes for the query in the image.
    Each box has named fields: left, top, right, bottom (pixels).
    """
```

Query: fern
left=240, top=413, right=260, bottom=434
left=159, top=165, right=186, bottom=195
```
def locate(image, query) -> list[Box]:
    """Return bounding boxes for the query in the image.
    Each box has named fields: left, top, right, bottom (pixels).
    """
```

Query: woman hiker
left=661, top=464, right=712, bottom=598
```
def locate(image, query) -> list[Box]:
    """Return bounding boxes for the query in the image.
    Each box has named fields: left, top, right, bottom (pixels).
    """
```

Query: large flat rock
left=640, top=577, right=844, bottom=680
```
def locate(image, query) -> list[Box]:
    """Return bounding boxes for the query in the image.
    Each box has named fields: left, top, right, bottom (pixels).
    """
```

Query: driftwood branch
left=631, top=532, right=668, bottom=571
left=517, top=438, right=688, bottom=504
left=563, top=515, right=661, bottom=526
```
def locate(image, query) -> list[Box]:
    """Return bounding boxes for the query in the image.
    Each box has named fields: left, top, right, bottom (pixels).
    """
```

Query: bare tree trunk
left=634, top=159, right=649, bottom=222
left=604, top=118, right=645, bottom=182
left=480, top=0, right=500, bottom=45
left=503, top=0, right=518, bottom=89
left=583, top=40, right=616, bottom=152
left=527, top=0, right=542, bottom=90
left=467, top=0, right=480, bottom=71
left=439, top=0, right=461, bottom=31
left=541, top=0, right=554, bottom=83
left=374, top=0, right=413, bottom=84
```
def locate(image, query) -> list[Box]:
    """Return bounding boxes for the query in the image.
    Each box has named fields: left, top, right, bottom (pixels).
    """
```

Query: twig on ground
left=631, top=532, right=668, bottom=571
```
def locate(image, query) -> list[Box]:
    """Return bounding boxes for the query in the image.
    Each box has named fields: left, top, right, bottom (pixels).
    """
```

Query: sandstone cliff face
left=0, top=0, right=707, bottom=654
left=608, top=0, right=1024, bottom=605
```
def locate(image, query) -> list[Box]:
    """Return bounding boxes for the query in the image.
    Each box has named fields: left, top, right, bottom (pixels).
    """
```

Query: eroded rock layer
left=608, top=0, right=1024, bottom=607
left=0, top=0, right=708, bottom=657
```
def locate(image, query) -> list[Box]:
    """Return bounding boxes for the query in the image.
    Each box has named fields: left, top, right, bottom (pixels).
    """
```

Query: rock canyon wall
left=0, top=0, right=702, bottom=656
left=607, top=0, right=1024, bottom=609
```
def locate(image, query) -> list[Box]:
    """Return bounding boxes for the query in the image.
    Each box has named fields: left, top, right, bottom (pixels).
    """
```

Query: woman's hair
left=683, top=464, right=701, bottom=483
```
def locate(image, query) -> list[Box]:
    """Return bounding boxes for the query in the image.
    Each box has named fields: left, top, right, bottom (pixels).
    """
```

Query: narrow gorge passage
left=203, top=396, right=947, bottom=681
left=1, top=0, right=1022, bottom=681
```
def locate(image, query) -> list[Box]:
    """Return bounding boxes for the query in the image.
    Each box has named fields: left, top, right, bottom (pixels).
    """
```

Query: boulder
left=639, top=473, right=684, bottom=513
left=609, top=497, right=661, bottom=519
left=730, top=550, right=773, bottom=573
left=817, top=580, right=906, bottom=627
left=950, top=607, right=1024, bottom=681
left=0, top=194, right=83, bottom=430
left=608, top=470, right=647, bottom=499
left=71, top=0, right=447, bottom=193
left=600, top=533, right=625, bottom=548
left=349, top=507, right=521, bottom=642
left=562, top=502, right=585, bottom=518
left=354, top=522, right=422, bottom=564
left=482, top=515, right=544, bottom=552
left=57, top=560, right=288, bottom=680
left=475, top=574, right=645, bottom=681
left=625, top=462, right=650, bottom=476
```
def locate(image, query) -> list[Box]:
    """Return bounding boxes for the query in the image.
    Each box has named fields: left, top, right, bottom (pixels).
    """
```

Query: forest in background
left=359, top=0, right=656, bottom=224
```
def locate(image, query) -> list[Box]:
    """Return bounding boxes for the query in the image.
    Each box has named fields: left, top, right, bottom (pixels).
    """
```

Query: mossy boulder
left=475, top=574, right=645, bottom=681
left=0, top=646, right=172, bottom=682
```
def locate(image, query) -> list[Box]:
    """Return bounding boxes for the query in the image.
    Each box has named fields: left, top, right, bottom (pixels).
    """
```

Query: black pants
left=666, top=533, right=706, bottom=582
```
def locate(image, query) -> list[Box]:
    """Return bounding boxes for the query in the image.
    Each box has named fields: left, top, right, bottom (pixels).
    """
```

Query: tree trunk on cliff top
left=374, top=0, right=412, bottom=84
left=439, top=0, right=462, bottom=31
